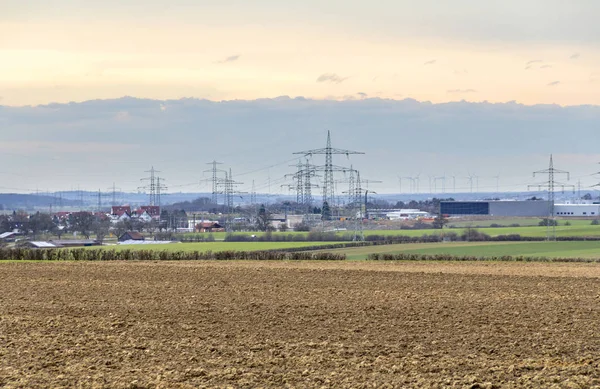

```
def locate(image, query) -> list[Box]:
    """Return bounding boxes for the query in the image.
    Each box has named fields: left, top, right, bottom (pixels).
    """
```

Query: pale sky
left=2, top=0, right=599, bottom=106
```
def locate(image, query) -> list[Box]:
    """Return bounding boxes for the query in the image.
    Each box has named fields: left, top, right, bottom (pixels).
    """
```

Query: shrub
left=539, top=218, right=558, bottom=226
left=461, top=227, right=491, bottom=242
left=294, top=223, right=311, bottom=232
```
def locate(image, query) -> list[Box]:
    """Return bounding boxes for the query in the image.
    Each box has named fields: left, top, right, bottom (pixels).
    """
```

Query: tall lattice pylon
left=107, top=183, right=121, bottom=206
left=295, top=160, right=304, bottom=205
left=528, top=155, right=573, bottom=241
left=294, top=131, right=364, bottom=206
left=217, top=168, right=244, bottom=231
left=139, top=166, right=160, bottom=206
left=156, top=177, right=167, bottom=207
left=250, top=180, right=257, bottom=205
left=204, top=161, right=224, bottom=204
left=353, top=171, right=365, bottom=241
left=304, top=159, right=317, bottom=210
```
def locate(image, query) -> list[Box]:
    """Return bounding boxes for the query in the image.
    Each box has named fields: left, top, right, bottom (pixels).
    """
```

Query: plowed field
left=2, top=261, right=600, bottom=388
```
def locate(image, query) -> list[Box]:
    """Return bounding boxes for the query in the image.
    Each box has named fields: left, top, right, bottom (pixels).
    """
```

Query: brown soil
left=2, top=261, right=600, bottom=388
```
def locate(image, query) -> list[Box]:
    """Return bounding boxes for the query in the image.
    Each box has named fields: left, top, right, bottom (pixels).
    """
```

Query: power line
left=528, top=154, right=574, bottom=241
left=294, top=130, right=364, bottom=206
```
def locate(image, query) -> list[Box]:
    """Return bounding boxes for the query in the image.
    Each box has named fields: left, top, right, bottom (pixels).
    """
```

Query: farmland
left=2, top=260, right=600, bottom=387
left=180, top=222, right=600, bottom=241
left=318, top=241, right=600, bottom=260
left=97, top=241, right=339, bottom=252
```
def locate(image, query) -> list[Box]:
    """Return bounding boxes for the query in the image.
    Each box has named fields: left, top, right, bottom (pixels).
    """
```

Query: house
left=112, top=206, right=132, bottom=215
left=50, top=239, right=101, bottom=247
left=53, top=211, right=71, bottom=222
left=0, top=231, right=20, bottom=242
left=195, top=222, right=224, bottom=233
left=268, top=214, right=304, bottom=230
left=25, top=241, right=60, bottom=249
left=138, top=206, right=160, bottom=218
left=118, top=231, right=145, bottom=242
left=111, top=210, right=131, bottom=223
left=135, top=210, right=153, bottom=222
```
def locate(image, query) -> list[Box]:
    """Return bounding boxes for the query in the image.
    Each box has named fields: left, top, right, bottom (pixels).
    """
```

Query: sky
left=2, top=0, right=599, bottom=106
left=1, top=1, right=600, bottom=199
left=2, top=97, right=600, bottom=197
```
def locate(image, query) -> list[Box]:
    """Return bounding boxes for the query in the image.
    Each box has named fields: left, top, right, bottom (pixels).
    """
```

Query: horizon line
left=2, top=95, right=599, bottom=109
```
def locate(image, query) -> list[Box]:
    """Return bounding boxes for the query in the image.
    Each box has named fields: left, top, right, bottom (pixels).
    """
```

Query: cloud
left=453, top=69, right=468, bottom=75
left=424, top=60, right=437, bottom=66
left=316, top=73, right=348, bottom=84
left=357, top=92, right=368, bottom=98
left=526, top=60, right=543, bottom=65
left=114, top=111, right=131, bottom=121
left=540, top=65, right=553, bottom=69
left=216, top=55, right=240, bottom=64
left=547, top=81, right=561, bottom=86
left=2, top=97, right=600, bottom=193
left=570, top=53, right=580, bottom=60
left=447, top=89, right=477, bottom=94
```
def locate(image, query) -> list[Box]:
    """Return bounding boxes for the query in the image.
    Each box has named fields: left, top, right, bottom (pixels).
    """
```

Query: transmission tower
left=303, top=159, right=317, bottom=211
left=218, top=169, right=244, bottom=231
left=286, top=159, right=319, bottom=213
left=139, top=166, right=160, bottom=206
left=528, top=154, right=573, bottom=241
left=156, top=177, right=168, bottom=207
left=250, top=180, right=257, bottom=205
left=294, top=130, right=364, bottom=206
left=285, top=160, right=305, bottom=205
left=353, top=171, right=366, bottom=241
left=204, top=161, right=224, bottom=204
left=107, top=183, right=122, bottom=206
left=96, top=189, right=111, bottom=212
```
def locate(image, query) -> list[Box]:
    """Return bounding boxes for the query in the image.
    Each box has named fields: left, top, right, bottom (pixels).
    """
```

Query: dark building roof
left=119, top=231, right=144, bottom=241
left=197, top=222, right=223, bottom=228
left=139, top=206, right=160, bottom=217
left=50, top=239, right=101, bottom=247
left=112, top=206, right=132, bottom=215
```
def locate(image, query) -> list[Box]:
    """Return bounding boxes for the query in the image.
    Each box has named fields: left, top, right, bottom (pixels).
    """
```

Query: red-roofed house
left=112, top=206, right=131, bottom=215
left=139, top=206, right=160, bottom=217
left=118, top=231, right=145, bottom=242
left=195, top=221, right=224, bottom=233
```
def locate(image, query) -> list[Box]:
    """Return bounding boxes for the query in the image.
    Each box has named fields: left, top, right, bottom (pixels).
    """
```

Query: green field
left=101, top=241, right=338, bottom=252
left=180, top=222, right=600, bottom=241
left=319, top=241, right=600, bottom=260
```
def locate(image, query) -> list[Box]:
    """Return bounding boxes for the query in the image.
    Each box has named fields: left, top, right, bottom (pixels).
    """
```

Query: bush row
left=267, top=241, right=374, bottom=253
left=367, top=253, right=600, bottom=263
left=0, top=248, right=345, bottom=261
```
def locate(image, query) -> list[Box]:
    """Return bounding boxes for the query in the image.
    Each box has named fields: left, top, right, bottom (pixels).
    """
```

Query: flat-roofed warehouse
left=441, top=200, right=600, bottom=217
left=440, top=201, right=552, bottom=217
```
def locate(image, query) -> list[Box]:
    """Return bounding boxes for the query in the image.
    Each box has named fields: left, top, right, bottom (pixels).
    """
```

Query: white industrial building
left=386, top=209, right=432, bottom=220
left=441, top=200, right=600, bottom=217
left=554, top=203, right=600, bottom=217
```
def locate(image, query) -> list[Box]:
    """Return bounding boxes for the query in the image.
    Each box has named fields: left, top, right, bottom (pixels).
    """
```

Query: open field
left=2, top=260, right=600, bottom=387
left=320, top=241, right=600, bottom=260
left=101, top=241, right=339, bottom=252
left=358, top=225, right=600, bottom=238
left=446, top=218, right=599, bottom=228
left=181, top=223, right=600, bottom=241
